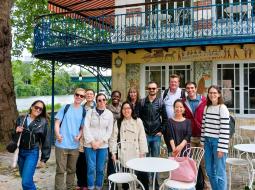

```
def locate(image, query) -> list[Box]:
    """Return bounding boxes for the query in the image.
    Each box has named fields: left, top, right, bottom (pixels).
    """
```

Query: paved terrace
left=0, top=118, right=254, bottom=189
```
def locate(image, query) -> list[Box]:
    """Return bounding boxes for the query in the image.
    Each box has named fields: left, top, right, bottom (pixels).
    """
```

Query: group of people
left=12, top=74, right=230, bottom=190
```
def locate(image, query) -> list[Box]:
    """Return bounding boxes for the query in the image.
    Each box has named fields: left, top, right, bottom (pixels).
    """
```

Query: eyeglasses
left=97, top=99, right=106, bottom=103
left=75, top=93, right=85, bottom=99
left=34, top=106, right=43, bottom=112
left=148, top=87, right=157, bottom=91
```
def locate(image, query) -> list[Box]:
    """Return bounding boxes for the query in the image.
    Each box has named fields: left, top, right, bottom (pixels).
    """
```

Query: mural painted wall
left=124, top=44, right=255, bottom=64
left=126, top=64, right=140, bottom=92
left=112, top=44, right=255, bottom=98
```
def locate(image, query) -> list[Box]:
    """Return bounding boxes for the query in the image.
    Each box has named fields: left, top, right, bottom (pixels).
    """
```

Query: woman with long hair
left=166, top=99, right=192, bottom=156
left=109, top=101, right=149, bottom=190
left=201, top=85, right=230, bottom=190
left=15, top=100, right=51, bottom=190
left=126, top=86, right=140, bottom=116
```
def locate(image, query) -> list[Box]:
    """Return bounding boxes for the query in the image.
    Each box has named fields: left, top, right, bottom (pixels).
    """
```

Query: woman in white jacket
left=109, top=101, right=149, bottom=190
left=83, top=93, right=113, bottom=190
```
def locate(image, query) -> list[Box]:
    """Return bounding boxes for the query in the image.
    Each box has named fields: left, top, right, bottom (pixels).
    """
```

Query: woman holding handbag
left=14, top=100, right=51, bottom=190
left=201, top=85, right=230, bottom=190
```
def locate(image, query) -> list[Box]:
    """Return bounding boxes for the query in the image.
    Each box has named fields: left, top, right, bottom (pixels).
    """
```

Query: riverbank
left=16, top=95, right=73, bottom=111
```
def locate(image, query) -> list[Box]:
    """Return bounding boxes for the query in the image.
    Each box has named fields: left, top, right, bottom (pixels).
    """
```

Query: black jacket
left=14, top=115, right=51, bottom=163
left=138, top=97, right=168, bottom=136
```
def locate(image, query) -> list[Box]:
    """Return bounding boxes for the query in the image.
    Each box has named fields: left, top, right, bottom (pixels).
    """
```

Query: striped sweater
left=201, top=104, right=230, bottom=153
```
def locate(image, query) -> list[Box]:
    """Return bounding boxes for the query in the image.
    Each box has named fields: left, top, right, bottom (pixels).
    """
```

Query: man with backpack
left=162, top=74, right=186, bottom=154
left=54, top=88, right=86, bottom=190
left=182, top=82, right=209, bottom=190
left=138, top=81, right=168, bottom=190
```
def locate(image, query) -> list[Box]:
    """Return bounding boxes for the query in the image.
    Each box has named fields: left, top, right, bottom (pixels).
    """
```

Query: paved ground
left=0, top=147, right=252, bottom=190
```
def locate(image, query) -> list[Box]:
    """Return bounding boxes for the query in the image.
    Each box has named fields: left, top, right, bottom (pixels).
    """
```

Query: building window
left=144, top=64, right=191, bottom=96
left=145, top=65, right=165, bottom=96
left=215, top=0, right=253, bottom=21
left=169, top=65, right=191, bottom=88
left=217, top=62, right=255, bottom=115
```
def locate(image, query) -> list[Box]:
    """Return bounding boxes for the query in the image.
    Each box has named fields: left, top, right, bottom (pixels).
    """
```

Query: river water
left=16, top=95, right=73, bottom=111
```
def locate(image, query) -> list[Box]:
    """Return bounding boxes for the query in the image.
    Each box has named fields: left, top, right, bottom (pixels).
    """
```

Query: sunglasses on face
left=97, top=99, right=106, bottom=103
left=148, top=87, right=157, bottom=91
left=34, top=106, right=43, bottom=112
left=75, top=93, right=85, bottom=99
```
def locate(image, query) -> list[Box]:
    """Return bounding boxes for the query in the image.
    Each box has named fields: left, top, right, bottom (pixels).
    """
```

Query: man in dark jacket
left=138, top=81, right=168, bottom=190
left=182, top=81, right=210, bottom=190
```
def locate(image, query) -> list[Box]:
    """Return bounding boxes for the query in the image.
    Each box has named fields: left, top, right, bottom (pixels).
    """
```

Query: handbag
left=169, top=156, right=197, bottom=182
left=11, top=128, right=24, bottom=168
left=6, top=140, right=18, bottom=153
left=6, top=115, right=27, bottom=153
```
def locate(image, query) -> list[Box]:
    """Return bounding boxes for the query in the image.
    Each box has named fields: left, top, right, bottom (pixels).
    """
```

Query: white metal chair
left=226, top=134, right=249, bottom=190
left=108, top=141, right=145, bottom=190
left=159, top=147, right=204, bottom=190
left=244, top=152, right=255, bottom=190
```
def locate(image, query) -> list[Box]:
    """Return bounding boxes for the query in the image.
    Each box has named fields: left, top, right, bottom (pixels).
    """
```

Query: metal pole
left=51, top=60, right=55, bottom=144
left=97, top=66, right=100, bottom=93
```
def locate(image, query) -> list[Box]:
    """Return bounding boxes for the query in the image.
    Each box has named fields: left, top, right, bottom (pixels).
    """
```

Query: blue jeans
left=146, top=135, right=161, bottom=157
left=146, top=135, right=161, bottom=189
left=85, top=147, right=108, bottom=190
left=204, top=137, right=227, bottom=190
left=18, top=147, right=39, bottom=190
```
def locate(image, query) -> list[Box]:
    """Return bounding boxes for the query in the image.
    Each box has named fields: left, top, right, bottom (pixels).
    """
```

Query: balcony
left=33, top=1, right=255, bottom=62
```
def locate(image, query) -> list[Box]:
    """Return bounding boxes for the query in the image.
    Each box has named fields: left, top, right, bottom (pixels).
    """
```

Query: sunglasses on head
left=97, top=99, right=106, bottom=103
left=34, top=105, right=43, bottom=112
left=75, top=93, right=85, bottom=99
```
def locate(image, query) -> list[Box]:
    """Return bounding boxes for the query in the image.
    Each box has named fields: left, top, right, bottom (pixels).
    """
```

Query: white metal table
left=126, top=157, right=179, bottom=190
left=234, top=144, right=255, bottom=189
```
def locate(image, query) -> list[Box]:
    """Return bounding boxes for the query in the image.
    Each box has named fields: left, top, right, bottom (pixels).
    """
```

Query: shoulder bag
left=7, top=115, right=27, bottom=168
left=169, top=156, right=197, bottom=182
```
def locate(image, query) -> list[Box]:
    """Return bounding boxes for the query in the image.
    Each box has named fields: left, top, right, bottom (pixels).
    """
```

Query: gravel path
left=0, top=147, right=251, bottom=190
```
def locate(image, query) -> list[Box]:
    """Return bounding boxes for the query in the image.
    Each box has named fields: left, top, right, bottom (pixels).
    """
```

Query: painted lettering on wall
left=141, top=47, right=254, bottom=62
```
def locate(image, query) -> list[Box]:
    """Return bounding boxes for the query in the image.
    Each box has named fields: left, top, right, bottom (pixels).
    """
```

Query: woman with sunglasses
left=14, top=100, right=51, bottom=190
left=83, top=93, right=114, bottom=190
left=201, top=85, right=230, bottom=190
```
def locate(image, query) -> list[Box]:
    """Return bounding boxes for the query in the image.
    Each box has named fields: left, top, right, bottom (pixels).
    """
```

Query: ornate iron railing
left=34, top=1, right=255, bottom=53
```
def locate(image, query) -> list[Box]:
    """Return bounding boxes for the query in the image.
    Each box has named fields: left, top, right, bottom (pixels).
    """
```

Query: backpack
left=219, top=105, right=235, bottom=138
left=162, top=88, right=186, bottom=100
left=211, top=105, right=235, bottom=138
left=229, top=115, right=235, bottom=138
left=59, top=104, right=86, bottom=127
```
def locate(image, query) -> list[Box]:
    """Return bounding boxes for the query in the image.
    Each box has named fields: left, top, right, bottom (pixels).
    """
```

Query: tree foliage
left=12, top=60, right=97, bottom=97
left=12, top=0, right=49, bottom=57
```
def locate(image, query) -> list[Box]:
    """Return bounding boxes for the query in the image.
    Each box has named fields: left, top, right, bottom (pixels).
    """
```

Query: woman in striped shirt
left=201, top=85, right=230, bottom=190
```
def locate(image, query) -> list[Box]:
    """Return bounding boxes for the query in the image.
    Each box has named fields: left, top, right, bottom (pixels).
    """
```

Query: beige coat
left=109, top=118, right=148, bottom=166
